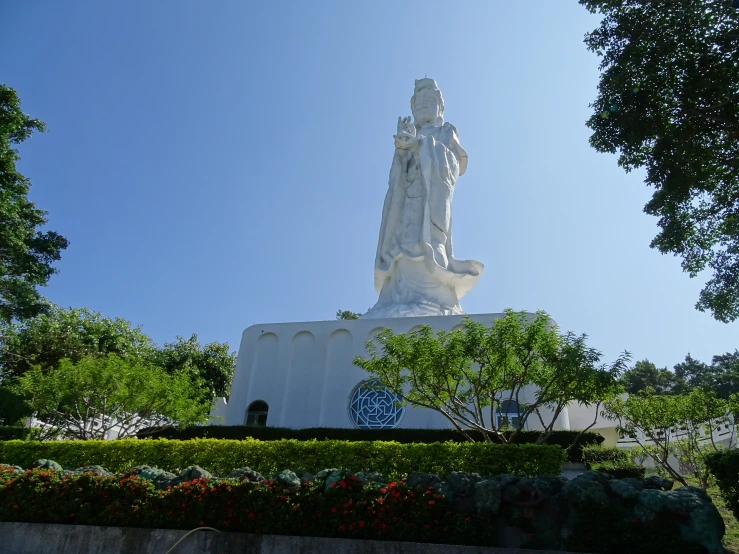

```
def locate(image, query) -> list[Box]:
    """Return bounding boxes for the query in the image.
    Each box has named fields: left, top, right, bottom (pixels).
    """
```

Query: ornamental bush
left=0, top=439, right=565, bottom=479
left=0, top=465, right=723, bottom=553
left=705, top=449, right=739, bottom=520
left=582, top=445, right=644, bottom=479
left=581, top=444, right=630, bottom=466
left=591, top=461, right=646, bottom=479
left=139, top=427, right=604, bottom=463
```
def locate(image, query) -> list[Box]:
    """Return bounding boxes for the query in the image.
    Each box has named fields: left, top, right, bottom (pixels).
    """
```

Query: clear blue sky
left=2, top=1, right=736, bottom=370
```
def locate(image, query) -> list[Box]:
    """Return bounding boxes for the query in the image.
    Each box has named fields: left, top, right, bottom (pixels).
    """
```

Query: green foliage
left=0, top=85, right=68, bottom=324
left=0, top=427, right=40, bottom=441
left=151, top=334, right=236, bottom=398
left=0, top=385, right=29, bottom=425
left=336, top=310, right=361, bottom=320
left=9, top=355, right=210, bottom=440
left=0, top=438, right=566, bottom=479
left=354, top=310, right=627, bottom=446
left=591, top=461, right=646, bottom=479
left=0, top=305, right=154, bottom=378
left=581, top=444, right=631, bottom=466
left=0, top=466, right=721, bottom=552
left=0, top=306, right=236, bottom=401
left=605, top=388, right=730, bottom=488
left=582, top=445, right=645, bottom=479
left=706, top=449, right=739, bottom=521
left=140, top=426, right=604, bottom=463
left=674, top=352, right=739, bottom=399
left=580, top=0, right=739, bottom=322
left=621, top=359, right=677, bottom=395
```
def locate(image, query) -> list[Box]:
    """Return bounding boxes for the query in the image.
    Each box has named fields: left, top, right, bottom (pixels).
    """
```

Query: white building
left=212, top=313, right=615, bottom=435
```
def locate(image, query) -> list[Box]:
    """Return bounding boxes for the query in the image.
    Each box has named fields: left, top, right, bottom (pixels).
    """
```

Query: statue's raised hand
left=394, top=116, right=418, bottom=151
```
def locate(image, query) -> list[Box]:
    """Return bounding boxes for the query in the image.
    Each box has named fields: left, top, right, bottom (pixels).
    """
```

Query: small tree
left=604, top=388, right=731, bottom=488
left=336, top=310, right=362, bottom=320
left=10, top=354, right=210, bottom=440
left=354, top=310, right=627, bottom=448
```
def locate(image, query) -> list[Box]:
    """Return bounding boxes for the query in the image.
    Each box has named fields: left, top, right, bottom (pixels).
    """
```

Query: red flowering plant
left=0, top=468, right=159, bottom=528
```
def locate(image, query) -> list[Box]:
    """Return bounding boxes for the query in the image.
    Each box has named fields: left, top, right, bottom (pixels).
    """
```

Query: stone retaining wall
left=0, top=522, right=581, bottom=554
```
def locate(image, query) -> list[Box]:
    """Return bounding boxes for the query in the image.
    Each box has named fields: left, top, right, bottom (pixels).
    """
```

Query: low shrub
left=591, top=461, right=646, bottom=479
left=706, top=448, right=739, bottom=520
left=0, top=427, right=41, bottom=442
left=581, top=445, right=630, bottom=466
left=0, top=465, right=721, bottom=553
left=139, top=427, right=603, bottom=463
left=0, top=439, right=565, bottom=479
left=582, top=445, right=644, bottom=479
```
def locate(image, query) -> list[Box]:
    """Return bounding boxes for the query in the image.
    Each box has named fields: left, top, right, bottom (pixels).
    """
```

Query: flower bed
left=0, top=461, right=725, bottom=553
left=0, top=438, right=564, bottom=479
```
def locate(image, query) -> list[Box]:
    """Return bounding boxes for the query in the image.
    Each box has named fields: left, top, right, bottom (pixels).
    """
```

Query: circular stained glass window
left=348, top=379, right=404, bottom=429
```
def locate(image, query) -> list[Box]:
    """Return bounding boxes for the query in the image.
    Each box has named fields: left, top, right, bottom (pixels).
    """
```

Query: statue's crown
left=414, top=78, right=439, bottom=94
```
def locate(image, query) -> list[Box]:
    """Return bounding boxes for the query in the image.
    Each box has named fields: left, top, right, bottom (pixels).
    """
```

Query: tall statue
left=363, top=79, right=483, bottom=319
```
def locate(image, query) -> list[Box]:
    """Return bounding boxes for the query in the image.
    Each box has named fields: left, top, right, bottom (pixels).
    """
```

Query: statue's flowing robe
left=373, top=122, right=483, bottom=300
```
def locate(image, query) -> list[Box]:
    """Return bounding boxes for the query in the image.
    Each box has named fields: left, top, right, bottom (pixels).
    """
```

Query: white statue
left=363, top=79, right=483, bottom=319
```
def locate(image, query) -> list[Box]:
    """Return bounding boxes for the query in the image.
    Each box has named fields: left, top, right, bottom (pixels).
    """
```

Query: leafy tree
left=604, top=388, right=731, bottom=488
left=580, top=0, right=739, bottom=322
left=152, top=334, right=236, bottom=398
left=354, top=310, right=628, bottom=450
left=710, top=349, right=739, bottom=399
left=620, top=359, right=677, bottom=395
left=336, top=310, right=362, bottom=320
left=673, top=353, right=716, bottom=395
left=0, top=305, right=155, bottom=379
left=10, top=354, right=210, bottom=440
left=0, top=85, right=68, bottom=323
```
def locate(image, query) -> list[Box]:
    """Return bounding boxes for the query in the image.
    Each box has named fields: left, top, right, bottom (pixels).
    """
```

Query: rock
left=74, top=465, right=111, bottom=477
left=152, top=471, right=178, bottom=490
left=31, top=459, right=62, bottom=471
left=355, top=471, right=385, bottom=486
left=635, top=486, right=725, bottom=554
left=439, top=471, right=482, bottom=501
left=475, top=479, right=503, bottom=513
left=608, top=477, right=644, bottom=500
left=314, top=469, right=349, bottom=491
left=0, top=465, right=23, bottom=474
left=226, top=467, right=264, bottom=483
left=294, top=470, right=315, bottom=484
left=405, top=472, right=441, bottom=490
left=177, top=465, right=212, bottom=482
left=135, top=467, right=168, bottom=481
left=274, top=470, right=301, bottom=488
left=643, top=475, right=674, bottom=491
left=562, top=475, right=609, bottom=508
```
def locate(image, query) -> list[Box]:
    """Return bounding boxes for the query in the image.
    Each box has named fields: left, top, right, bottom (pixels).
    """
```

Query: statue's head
left=411, top=78, right=444, bottom=128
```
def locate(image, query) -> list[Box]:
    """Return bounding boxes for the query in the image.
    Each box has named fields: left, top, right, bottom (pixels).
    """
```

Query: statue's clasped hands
left=394, top=116, right=418, bottom=152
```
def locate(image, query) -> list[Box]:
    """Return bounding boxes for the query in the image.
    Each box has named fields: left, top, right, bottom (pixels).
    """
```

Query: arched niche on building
left=245, top=400, right=269, bottom=427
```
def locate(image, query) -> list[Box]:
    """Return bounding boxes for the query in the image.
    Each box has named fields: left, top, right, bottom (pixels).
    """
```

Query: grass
left=708, top=484, right=739, bottom=554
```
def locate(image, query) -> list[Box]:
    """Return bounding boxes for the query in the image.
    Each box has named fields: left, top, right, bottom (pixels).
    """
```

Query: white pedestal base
left=217, top=313, right=571, bottom=431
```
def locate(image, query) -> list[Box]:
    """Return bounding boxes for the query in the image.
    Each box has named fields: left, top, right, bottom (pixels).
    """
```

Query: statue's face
left=412, top=88, right=442, bottom=126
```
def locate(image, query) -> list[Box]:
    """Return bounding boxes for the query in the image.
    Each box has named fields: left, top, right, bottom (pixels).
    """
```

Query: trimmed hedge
left=0, top=427, right=41, bottom=442
left=581, top=445, right=630, bottom=466
left=706, top=449, right=739, bottom=520
left=582, top=445, right=644, bottom=479
left=140, top=426, right=603, bottom=463
left=0, top=438, right=565, bottom=479
left=591, top=462, right=646, bottom=479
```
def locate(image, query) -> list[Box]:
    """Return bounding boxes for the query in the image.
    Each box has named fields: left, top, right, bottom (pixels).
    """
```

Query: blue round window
left=348, top=379, right=404, bottom=429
